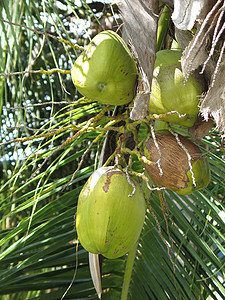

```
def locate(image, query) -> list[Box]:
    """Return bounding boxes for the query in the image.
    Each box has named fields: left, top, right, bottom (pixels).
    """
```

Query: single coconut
left=142, top=132, right=210, bottom=195
left=71, top=30, right=138, bottom=105
left=149, top=50, right=205, bottom=127
left=76, top=166, right=146, bottom=259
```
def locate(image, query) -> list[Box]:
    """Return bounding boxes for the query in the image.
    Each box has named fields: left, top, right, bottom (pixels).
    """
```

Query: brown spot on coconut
left=142, top=132, right=210, bottom=195
left=102, top=170, right=121, bottom=193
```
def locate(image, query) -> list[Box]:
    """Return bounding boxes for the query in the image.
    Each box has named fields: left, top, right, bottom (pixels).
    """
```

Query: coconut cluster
left=73, top=31, right=211, bottom=259
left=143, top=50, right=210, bottom=194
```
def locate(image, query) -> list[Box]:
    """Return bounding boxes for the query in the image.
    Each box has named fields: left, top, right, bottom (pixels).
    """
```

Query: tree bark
left=118, top=0, right=159, bottom=120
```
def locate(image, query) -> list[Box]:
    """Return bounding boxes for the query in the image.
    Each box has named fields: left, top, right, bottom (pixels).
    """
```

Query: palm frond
left=0, top=1, right=224, bottom=300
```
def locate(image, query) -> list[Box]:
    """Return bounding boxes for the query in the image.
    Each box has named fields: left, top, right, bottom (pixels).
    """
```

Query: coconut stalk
left=121, top=242, right=138, bottom=300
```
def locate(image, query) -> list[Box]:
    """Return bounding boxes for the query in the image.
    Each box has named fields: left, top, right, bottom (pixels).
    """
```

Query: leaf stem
left=0, top=68, right=71, bottom=77
left=156, top=4, right=171, bottom=52
left=0, top=18, right=84, bottom=51
left=121, top=242, right=138, bottom=300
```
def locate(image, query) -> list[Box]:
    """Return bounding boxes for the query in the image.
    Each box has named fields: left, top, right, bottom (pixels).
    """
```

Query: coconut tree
left=0, top=0, right=224, bottom=299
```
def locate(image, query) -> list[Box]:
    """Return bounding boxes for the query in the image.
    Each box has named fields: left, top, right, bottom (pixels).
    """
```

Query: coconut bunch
left=71, top=30, right=138, bottom=105
left=141, top=44, right=211, bottom=194
left=77, top=1, right=218, bottom=297
left=74, top=6, right=213, bottom=273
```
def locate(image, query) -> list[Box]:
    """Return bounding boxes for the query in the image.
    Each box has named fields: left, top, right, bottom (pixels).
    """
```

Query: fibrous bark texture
left=118, top=0, right=159, bottom=120
left=172, top=0, right=217, bottom=30
left=178, top=0, right=225, bottom=137
left=200, top=59, right=225, bottom=137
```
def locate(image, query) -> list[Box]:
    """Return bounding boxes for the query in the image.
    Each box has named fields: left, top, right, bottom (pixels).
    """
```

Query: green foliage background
left=0, top=0, right=224, bottom=299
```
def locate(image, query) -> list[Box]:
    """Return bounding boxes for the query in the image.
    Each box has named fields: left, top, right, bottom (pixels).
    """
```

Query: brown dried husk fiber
left=143, top=133, right=202, bottom=190
left=179, top=0, right=225, bottom=137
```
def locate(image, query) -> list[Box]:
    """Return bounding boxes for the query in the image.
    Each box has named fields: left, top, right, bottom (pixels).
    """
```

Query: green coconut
left=142, top=132, right=210, bottom=195
left=149, top=50, right=205, bottom=127
left=76, top=166, right=146, bottom=259
left=71, top=30, right=138, bottom=105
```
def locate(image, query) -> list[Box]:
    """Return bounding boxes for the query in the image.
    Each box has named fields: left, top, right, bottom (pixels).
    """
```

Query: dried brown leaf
left=118, top=0, right=158, bottom=120
left=172, top=0, right=209, bottom=30
left=200, top=59, right=225, bottom=138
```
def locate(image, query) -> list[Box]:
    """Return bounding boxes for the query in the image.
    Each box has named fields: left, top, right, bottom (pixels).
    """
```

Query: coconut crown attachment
left=76, top=166, right=146, bottom=259
left=71, top=30, right=138, bottom=106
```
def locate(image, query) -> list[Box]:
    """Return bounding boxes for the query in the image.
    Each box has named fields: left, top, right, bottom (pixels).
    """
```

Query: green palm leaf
left=0, top=1, right=224, bottom=299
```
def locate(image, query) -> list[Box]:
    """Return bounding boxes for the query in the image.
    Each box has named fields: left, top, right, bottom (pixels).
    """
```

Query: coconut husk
left=143, top=133, right=202, bottom=190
